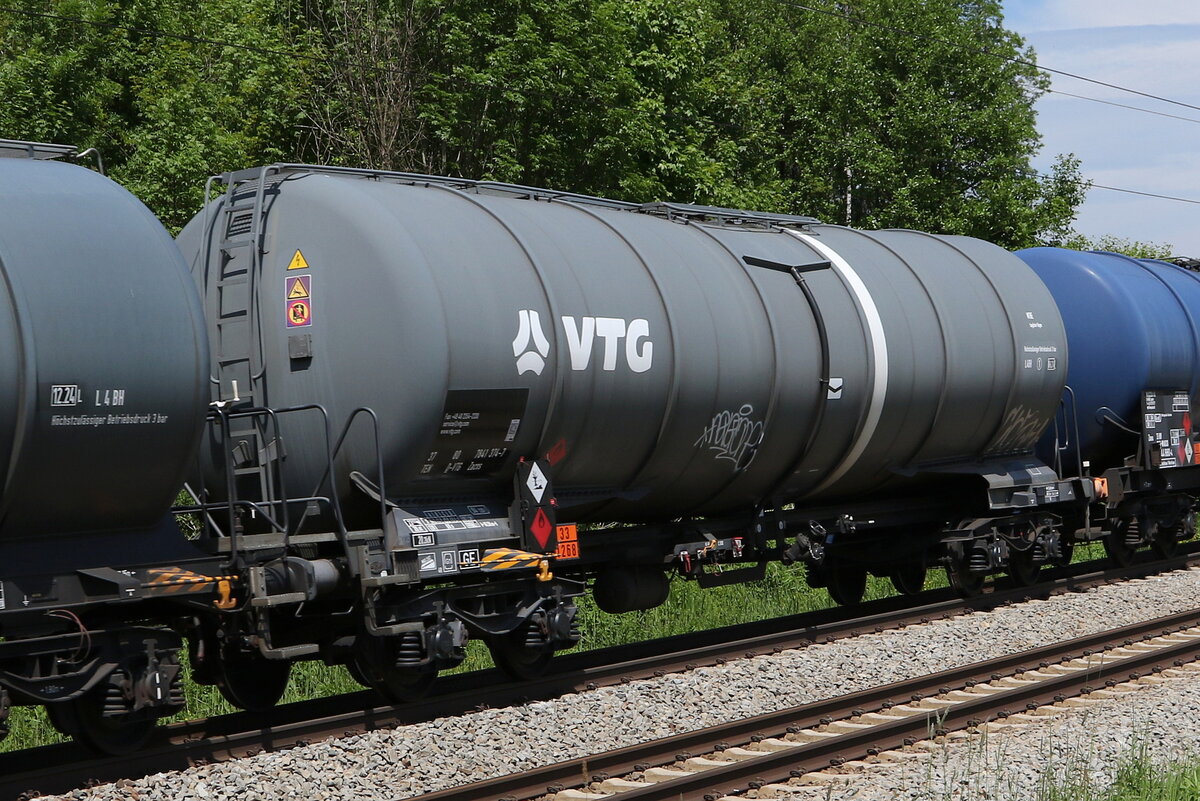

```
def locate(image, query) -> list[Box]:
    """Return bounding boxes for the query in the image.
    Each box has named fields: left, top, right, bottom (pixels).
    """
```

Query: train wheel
left=486, top=627, right=554, bottom=681
left=1182, top=512, right=1198, bottom=542
left=1152, top=531, right=1179, bottom=558
left=946, top=561, right=984, bottom=597
left=889, top=563, right=926, bottom=596
left=352, top=636, right=437, bottom=704
left=47, top=691, right=157, bottom=756
left=826, top=566, right=867, bottom=606
left=1007, top=548, right=1040, bottom=587
left=1151, top=521, right=1179, bottom=559
left=1054, top=536, right=1075, bottom=567
left=1104, top=520, right=1137, bottom=567
left=346, top=656, right=371, bottom=688
left=214, top=647, right=292, bottom=712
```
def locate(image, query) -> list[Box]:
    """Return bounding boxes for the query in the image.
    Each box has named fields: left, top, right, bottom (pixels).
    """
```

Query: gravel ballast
left=48, top=568, right=1200, bottom=801
left=789, top=665, right=1200, bottom=801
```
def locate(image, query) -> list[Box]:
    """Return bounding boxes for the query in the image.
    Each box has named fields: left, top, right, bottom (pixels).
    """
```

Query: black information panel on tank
left=418, top=388, right=529, bottom=478
left=1142, top=390, right=1200, bottom=469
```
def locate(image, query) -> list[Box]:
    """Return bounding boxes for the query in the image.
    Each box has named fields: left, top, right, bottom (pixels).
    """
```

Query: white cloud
left=1034, top=34, right=1200, bottom=100
left=1003, top=1, right=1200, bottom=252
left=1017, top=0, right=1200, bottom=32
left=1022, top=31, right=1200, bottom=100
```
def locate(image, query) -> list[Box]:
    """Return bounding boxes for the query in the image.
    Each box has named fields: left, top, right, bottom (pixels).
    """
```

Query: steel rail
left=418, top=607, right=1200, bottom=801
left=2, top=549, right=1197, bottom=798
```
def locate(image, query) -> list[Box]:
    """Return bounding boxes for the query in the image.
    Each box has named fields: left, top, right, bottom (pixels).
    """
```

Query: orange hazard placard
left=287, top=299, right=312, bottom=328
left=555, top=524, right=579, bottom=560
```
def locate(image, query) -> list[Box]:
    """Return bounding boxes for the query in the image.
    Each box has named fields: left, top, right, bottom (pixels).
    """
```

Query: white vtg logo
left=512, top=310, right=552, bottom=375
left=513, top=309, right=653, bottom=375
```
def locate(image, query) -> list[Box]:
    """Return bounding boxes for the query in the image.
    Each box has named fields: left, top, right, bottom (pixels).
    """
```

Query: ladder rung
left=251, top=592, right=308, bottom=608
left=361, top=574, right=414, bottom=588
left=365, top=623, right=416, bottom=636
left=260, top=643, right=319, bottom=659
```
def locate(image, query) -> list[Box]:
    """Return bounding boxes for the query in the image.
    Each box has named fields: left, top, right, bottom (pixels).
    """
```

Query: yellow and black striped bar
left=479, top=548, right=544, bottom=572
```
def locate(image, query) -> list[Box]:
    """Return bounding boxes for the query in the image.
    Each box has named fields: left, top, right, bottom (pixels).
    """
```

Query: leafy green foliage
left=1059, top=234, right=1176, bottom=260
left=716, top=0, right=1086, bottom=246
left=2, top=1, right=1085, bottom=245
left=0, top=0, right=310, bottom=230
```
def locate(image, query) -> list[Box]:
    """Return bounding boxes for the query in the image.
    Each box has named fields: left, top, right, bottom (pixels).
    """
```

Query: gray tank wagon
left=0, top=150, right=209, bottom=540
left=171, top=164, right=1083, bottom=706
left=179, top=167, right=1067, bottom=519
left=0, top=142, right=219, bottom=754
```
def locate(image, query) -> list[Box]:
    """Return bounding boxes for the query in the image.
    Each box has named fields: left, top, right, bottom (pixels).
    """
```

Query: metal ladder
left=210, top=167, right=281, bottom=514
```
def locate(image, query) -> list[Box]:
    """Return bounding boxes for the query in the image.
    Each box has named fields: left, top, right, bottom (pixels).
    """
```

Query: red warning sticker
left=287, top=299, right=312, bottom=328
left=530, top=507, right=553, bottom=549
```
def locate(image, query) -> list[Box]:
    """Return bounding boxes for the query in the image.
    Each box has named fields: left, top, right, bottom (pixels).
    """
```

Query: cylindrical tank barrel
left=0, top=158, right=210, bottom=540
left=1016, top=247, right=1200, bottom=470
left=178, top=171, right=1067, bottom=524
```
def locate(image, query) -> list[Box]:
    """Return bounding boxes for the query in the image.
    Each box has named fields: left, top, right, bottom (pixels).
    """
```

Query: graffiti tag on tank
left=696, top=404, right=764, bottom=471
left=989, top=404, right=1046, bottom=453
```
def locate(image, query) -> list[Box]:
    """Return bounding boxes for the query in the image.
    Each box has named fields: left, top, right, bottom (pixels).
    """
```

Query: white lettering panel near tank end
left=45, top=383, right=170, bottom=427
left=1143, top=390, right=1200, bottom=469
left=418, top=389, right=529, bottom=478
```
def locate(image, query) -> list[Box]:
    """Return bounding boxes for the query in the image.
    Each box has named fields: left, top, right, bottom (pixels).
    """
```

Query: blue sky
left=1000, top=1, right=1200, bottom=254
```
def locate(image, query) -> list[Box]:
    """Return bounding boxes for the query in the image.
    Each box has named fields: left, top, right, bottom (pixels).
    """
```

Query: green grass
left=1040, top=740, right=1200, bottom=801
left=0, top=539, right=1119, bottom=752
left=919, top=731, right=1200, bottom=801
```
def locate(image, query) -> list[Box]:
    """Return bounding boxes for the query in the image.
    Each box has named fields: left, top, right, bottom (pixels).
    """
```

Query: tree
left=0, top=2, right=124, bottom=149
left=710, top=0, right=1085, bottom=247
left=302, top=0, right=789, bottom=208
left=301, top=0, right=443, bottom=171
left=0, top=0, right=309, bottom=230
left=1060, top=234, right=1175, bottom=260
left=2, top=0, right=1086, bottom=244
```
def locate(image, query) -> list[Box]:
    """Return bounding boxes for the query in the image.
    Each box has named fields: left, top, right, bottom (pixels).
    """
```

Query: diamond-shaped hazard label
left=1187, top=438, right=1194, bottom=463
left=530, top=507, right=552, bottom=549
left=526, top=462, right=548, bottom=503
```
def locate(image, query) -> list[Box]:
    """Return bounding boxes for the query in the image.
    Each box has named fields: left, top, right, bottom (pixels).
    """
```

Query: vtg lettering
left=561, top=316, right=653, bottom=373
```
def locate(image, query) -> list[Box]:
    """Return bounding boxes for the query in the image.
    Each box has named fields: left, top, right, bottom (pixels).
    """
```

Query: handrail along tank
left=0, top=148, right=210, bottom=542
left=177, top=166, right=1068, bottom=527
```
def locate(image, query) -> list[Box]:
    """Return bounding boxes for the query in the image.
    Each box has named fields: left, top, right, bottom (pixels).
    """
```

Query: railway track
left=421, top=608, right=1200, bottom=801
left=3, top=549, right=1198, bottom=799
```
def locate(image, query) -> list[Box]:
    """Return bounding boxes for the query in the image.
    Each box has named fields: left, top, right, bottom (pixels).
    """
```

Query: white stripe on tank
left=787, top=230, right=889, bottom=494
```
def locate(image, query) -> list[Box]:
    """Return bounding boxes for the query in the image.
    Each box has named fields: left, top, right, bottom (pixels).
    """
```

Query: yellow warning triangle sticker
left=287, top=278, right=310, bottom=299
left=287, top=249, right=310, bottom=270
